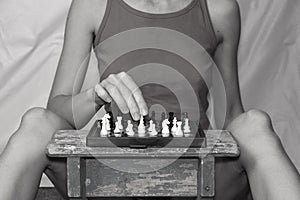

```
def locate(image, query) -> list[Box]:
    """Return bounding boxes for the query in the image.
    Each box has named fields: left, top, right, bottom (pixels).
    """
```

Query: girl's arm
left=47, top=0, right=107, bottom=129
left=209, top=0, right=244, bottom=128
left=47, top=0, right=148, bottom=129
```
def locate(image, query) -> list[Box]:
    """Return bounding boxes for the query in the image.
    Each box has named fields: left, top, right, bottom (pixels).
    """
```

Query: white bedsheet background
left=0, top=0, right=299, bottom=174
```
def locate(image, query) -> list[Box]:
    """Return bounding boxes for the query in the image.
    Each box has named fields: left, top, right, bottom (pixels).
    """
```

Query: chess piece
left=117, top=116, right=123, bottom=130
left=171, top=117, right=177, bottom=134
left=105, top=114, right=111, bottom=131
left=168, top=112, right=174, bottom=128
left=107, top=111, right=113, bottom=123
left=148, top=120, right=153, bottom=132
left=149, top=123, right=158, bottom=137
left=162, top=119, right=170, bottom=137
left=174, top=121, right=184, bottom=137
left=126, top=120, right=135, bottom=137
left=100, top=117, right=108, bottom=137
left=114, top=122, right=121, bottom=137
left=138, top=115, right=146, bottom=137
left=184, top=118, right=191, bottom=136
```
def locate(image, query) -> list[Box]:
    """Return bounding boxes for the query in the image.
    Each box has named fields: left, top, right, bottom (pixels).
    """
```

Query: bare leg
left=0, top=107, right=154, bottom=200
left=227, top=109, right=300, bottom=200
left=0, top=108, right=72, bottom=200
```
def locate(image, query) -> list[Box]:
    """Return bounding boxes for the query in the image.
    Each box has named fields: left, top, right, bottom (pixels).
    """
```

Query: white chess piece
left=126, top=120, right=135, bottom=137
left=171, top=117, right=178, bottom=134
left=174, top=121, right=184, bottom=137
left=184, top=118, right=191, bottom=137
left=148, top=120, right=153, bottom=132
left=114, top=121, right=121, bottom=137
left=117, top=116, right=123, bottom=130
left=105, top=114, right=111, bottom=131
left=138, top=116, right=146, bottom=137
left=149, top=124, right=158, bottom=137
left=184, top=118, right=191, bottom=132
left=100, top=117, right=108, bottom=137
left=162, top=119, right=170, bottom=137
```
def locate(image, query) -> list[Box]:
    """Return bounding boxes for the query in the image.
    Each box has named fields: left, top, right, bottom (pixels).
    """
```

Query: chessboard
left=86, top=112, right=206, bottom=148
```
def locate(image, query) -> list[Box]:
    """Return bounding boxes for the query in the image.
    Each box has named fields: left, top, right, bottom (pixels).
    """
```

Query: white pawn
left=117, top=116, right=123, bottom=130
left=126, top=120, right=135, bottom=137
left=148, top=120, right=153, bottom=132
left=100, top=117, right=108, bottom=137
left=184, top=118, right=191, bottom=137
left=114, top=122, right=121, bottom=137
left=184, top=118, right=191, bottom=132
left=171, top=117, right=178, bottom=134
left=174, top=121, right=184, bottom=137
left=150, top=123, right=158, bottom=137
left=162, top=119, right=170, bottom=137
left=138, top=115, right=146, bottom=137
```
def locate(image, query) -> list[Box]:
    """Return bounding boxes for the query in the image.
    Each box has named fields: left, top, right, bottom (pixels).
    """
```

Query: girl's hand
left=94, top=72, right=148, bottom=121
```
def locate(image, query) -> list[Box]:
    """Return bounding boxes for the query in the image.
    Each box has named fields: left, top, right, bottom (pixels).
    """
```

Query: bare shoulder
left=69, top=0, right=108, bottom=35
left=207, top=0, right=241, bottom=44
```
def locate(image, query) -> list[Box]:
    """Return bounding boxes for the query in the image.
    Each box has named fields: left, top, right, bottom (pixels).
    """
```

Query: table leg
left=197, top=155, right=215, bottom=200
left=67, top=157, right=86, bottom=199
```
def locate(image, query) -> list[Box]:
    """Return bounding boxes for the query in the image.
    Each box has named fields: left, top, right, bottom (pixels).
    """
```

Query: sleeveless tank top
left=93, top=0, right=218, bottom=130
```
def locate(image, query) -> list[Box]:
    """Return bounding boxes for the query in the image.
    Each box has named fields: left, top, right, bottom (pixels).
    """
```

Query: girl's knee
left=244, top=109, right=273, bottom=130
left=230, top=109, right=272, bottom=131
left=21, top=107, right=56, bottom=125
left=22, top=107, right=54, bottom=126
left=245, top=109, right=271, bottom=123
left=9, top=107, right=70, bottom=147
left=21, top=107, right=71, bottom=132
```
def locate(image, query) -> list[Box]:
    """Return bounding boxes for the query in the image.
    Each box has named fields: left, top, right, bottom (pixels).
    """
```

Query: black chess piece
left=143, top=114, right=150, bottom=126
left=168, top=112, right=174, bottom=130
left=107, top=111, right=115, bottom=130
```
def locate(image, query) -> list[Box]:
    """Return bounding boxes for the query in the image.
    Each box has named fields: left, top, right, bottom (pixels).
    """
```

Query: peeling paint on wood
left=85, top=159, right=198, bottom=197
left=67, top=158, right=81, bottom=197
left=199, top=156, right=215, bottom=197
left=47, top=130, right=239, bottom=158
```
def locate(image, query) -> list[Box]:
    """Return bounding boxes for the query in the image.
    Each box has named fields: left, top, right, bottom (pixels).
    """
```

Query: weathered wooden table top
left=47, top=130, right=240, bottom=158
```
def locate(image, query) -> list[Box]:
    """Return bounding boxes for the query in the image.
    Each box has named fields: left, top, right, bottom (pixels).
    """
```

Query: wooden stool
left=47, top=130, right=239, bottom=199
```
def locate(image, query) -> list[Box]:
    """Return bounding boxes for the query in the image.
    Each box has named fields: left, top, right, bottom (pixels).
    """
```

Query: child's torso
left=91, top=1, right=252, bottom=199
left=93, top=0, right=218, bottom=130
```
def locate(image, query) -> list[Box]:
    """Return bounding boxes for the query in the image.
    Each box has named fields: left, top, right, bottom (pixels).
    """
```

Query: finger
left=94, top=84, right=112, bottom=103
left=106, top=74, right=140, bottom=120
left=100, top=79, right=129, bottom=114
left=117, top=72, right=148, bottom=116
